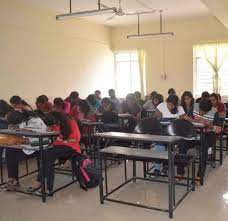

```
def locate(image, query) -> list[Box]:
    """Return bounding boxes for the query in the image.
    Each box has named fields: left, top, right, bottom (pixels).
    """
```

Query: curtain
left=138, top=49, right=147, bottom=97
left=194, top=43, right=228, bottom=93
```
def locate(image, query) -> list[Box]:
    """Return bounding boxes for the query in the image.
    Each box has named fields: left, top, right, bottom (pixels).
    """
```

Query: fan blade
left=106, top=14, right=117, bottom=21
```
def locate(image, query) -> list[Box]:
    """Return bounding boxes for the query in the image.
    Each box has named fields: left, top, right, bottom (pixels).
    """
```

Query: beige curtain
left=194, top=43, right=228, bottom=93
left=138, top=49, right=147, bottom=97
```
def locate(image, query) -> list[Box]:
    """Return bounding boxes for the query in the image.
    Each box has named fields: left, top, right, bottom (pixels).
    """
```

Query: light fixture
left=56, top=0, right=117, bottom=20
left=127, top=10, right=174, bottom=39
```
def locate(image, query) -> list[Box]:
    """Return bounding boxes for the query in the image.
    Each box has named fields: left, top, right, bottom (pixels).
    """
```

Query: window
left=114, top=51, right=141, bottom=98
left=194, top=43, right=228, bottom=98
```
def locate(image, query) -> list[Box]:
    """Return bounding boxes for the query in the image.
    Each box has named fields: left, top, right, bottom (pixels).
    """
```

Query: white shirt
left=19, top=117, right=47, bottom=155
left=157, top=102, right=185, bottom=119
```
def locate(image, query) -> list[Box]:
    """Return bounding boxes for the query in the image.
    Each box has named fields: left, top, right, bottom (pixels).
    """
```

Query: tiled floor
left=1, top=159, right=228, bottom=221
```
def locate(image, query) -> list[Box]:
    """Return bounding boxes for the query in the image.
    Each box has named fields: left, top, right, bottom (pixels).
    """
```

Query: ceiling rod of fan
left=127, top=10, right=175, bottom=39
left=56, top=0, right=117, bottom=20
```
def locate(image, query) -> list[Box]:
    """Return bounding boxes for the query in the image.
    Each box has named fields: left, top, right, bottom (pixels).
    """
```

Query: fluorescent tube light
left=127, top=32, right=174, bottom=39
left=56, top=8, right=117, bottom=20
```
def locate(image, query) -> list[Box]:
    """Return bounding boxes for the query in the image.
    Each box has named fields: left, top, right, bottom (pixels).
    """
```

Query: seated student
left=65, top=91, right=81, bottom=108
left=121, top=93, right=142, bottom=132
left=108, top=89, right=121, bottom=112
left=86, top=94, right=101, bottom=114
left=121, top=93, right=142, bottom=118
left=95, top=90, right=102, bottom=102
left=32, top=112, right=81, bottom=193
left=4, top=110, right=47, bottom=191
left=155, top=94, right=187, bottom=120
left=53, top=97, right=71, bottom=114
left=77, top=100, right=96, bottom=122
left=99, top=97, right=116, bottom=113
left=134, top=91, right=145, bottom=106
left=181, top=91, right=195, bottom=118
left=143, top=91, right=158, bottom=111
left=193, top=99, right=217, bottom=179
left=0, top=100, right=13, bottom=176
left=35, top=95, right=53, bottom=117
left=168, top=88, right=176, bottom=96
left=195, top=91, right=210, bottom=103
left=210, top=93, right=226, bottom=117
left=10, top=95, right=32, bottom=111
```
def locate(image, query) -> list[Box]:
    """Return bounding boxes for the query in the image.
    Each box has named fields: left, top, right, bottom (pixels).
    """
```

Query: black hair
left=168, top=88, right=176, bottom=95
left=108, top=89, right=115, bottom=93
left=10, top=95, right=32, bottom=110
left=0, top=100, right=14, bottom=118
left=70, top=91, right=79, bottom=99
left=210, top=93, right=219, bottom=100
left=134, top=91, right=141, bottom=97
left=166, top=95, right=179, bottom=114
left=199, top=99, right=212, bottom=113
left=135, top=118, right=162, bottom=135
left=152, top=93, right=164, bottom=105
left=53, top=97, right=65, bottom=109
left=217, top=93, right=222, bottom=101
left=150, top=91, right=158, bottom=99
left=36, top=95, right=49, bottom=104
left=95, top=90, right=101, bottom=94
left=101, top=97, right=111, bottom=105
left=78, top=100, right=91, bottom=116
left=87, top=94, right=97, bottom=105
left=44, top=112, right=71, bottom=140
left=7, top=111, right=26, bottom=125
left=181, top=91, right=194, bottom=109
left=201, top=91, right=210, bottom=99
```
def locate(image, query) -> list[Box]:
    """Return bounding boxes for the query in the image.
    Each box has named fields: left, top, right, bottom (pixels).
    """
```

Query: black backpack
left=74, top=154, right=100, bottom=190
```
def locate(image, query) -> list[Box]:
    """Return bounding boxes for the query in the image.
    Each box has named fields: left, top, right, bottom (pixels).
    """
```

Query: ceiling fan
left=106, top=0, right=156, bottom=21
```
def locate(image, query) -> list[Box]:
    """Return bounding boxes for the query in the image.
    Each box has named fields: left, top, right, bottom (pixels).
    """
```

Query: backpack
left=74, top=154, right=100, bottom=190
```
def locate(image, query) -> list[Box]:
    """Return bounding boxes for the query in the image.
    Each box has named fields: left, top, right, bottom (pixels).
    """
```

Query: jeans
left=154, top=144, right=166, bottom=171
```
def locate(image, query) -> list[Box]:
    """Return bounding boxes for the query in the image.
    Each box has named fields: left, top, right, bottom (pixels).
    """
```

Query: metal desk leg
left=220, top=137, right=223, bottom=166
left=124, top=159, right=127, bottom=182
left=98, top=137, right=104, bottom=204
left=39, top=137, right=46, bottom=203
left=133, top=160, right=136, bottom=182
left=200, top=129, right=204, bottom=186
left=168, top=144, right=174, bottom=219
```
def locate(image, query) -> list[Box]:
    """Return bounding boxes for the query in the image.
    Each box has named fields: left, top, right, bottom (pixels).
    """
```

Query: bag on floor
left=74, top=154, right=100, bottom=189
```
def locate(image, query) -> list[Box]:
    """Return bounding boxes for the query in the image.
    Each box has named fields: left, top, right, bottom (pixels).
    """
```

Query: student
left=155, top=95, right=186, bottom=119
left=10, top=96, right=32, bottom=111
left=5, top=110, right=47, bottom=191
left=65, top=91, right=81, bottom=107
left=77, top=100, right=96, bottom=122
left=35, top=95, right=53, bottom=116
left=195, top=91, right=210, bottom=103
left=95, top=90, right=102, bottom=102
left=0, top=100, right=13, bottom=177
left=99, top=97, right=116, bottom=113
left=210, top=93, right=226, bottom=117
left=181, top=91, right=195, bottom=118
left=53, top=97, right=71, bottom=114
left=108, top=89, right=121, bottom=112
left=134, top=91, right=145, bottom=106
left=86, top=94, right=101, bottom=113
left=121, top=93, right=142, bottom=118
left=193, top=99, right=217, bottom=179
left=168, top=88, right=176, bottom=96
left=33, top=112, right=81, bottom=193
left=143, top=91, right=158, bottom=111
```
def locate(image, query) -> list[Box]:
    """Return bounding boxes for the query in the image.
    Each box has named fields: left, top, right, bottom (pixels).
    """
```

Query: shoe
left=5, top=181, right=20, bottom=192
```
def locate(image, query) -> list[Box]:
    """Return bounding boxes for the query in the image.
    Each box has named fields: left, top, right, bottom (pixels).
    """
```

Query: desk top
left=94, top=132, right=180, bottom=144
left=0, top=129, right=58, bottom=138
left=160, top=121, right=205, bottom=128
left=118, top=114, right=134, bottom=118
left=100, top=146, right=168, bottom=160
left=81, top=121, right=104, bottom=126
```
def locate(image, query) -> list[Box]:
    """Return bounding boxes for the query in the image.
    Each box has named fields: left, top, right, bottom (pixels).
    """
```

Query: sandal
left=27, top=185, right=41, bottom=192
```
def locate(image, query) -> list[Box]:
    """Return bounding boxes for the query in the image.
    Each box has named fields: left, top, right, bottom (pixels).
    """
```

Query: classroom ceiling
left=21, top=0, right=210, bottom=26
